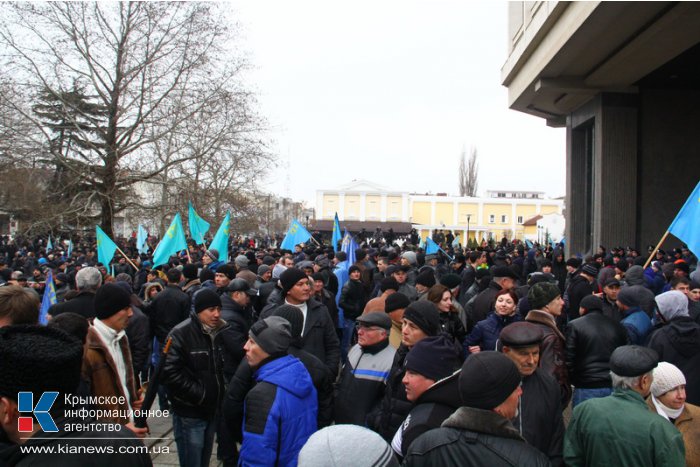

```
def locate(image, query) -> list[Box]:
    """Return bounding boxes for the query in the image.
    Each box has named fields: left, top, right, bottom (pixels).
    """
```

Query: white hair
left=610, top=370, right=652, bottom=390
left=75, top=267, right=102, bottom=291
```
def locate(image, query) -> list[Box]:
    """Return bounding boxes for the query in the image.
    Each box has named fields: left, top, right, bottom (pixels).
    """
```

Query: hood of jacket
left=625, top=265, right=645, bottom=285
left=667, top=317, right=700, bottom=357
left=415, top=370, right=461, bottom=409
left=255, top=354, right=314, bottom=399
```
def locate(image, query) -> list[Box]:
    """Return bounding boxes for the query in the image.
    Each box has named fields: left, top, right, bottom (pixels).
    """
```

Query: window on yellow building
left=517, top=216, right=523, bottom=224
left=489, top=214, right=495, bottom=223
left=501, top=215, right=507, bottom=223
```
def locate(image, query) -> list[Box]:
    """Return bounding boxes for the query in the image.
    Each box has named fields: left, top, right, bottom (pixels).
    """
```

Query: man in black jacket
left=501, top=322, right=565, bottom=466
left=48, top=266, right=102, bottom=319
left=260, top=267, right=340, bottom=377
left=392, top=334, right=462, bottom=458
left=565, top=295, right=628, bottom=407
left=403, top=351, right=549, bottom=467
left=162, top=288, right=243, bottom=467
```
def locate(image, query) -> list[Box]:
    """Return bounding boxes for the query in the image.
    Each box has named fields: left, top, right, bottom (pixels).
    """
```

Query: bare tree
left=0, top=2, right=269, bottom=236
left=458, top=146, right=479, bottom=197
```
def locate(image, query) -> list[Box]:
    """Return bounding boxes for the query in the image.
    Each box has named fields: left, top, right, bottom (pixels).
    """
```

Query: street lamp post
left=466, top=214, right=471, bottom=249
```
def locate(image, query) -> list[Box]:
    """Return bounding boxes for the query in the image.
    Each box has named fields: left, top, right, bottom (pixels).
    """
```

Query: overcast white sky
left=228, top=1, right=566, bottom=206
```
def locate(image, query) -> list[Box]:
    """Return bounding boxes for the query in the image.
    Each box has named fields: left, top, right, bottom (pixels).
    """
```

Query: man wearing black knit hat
left=392, top=334, right=462, bottom=458
left=162, top=287, right=242, bottom=467
left=384, top=292, right=409, bottom=349
left=368, top=301, right=440, bottom=441
left=82, top=283, right=148, bottom=437
left=0, top=325, right=150, bottom=465
left=260, top=267, right=339, bottom=376
left=402, top=352, right=550, bottom=466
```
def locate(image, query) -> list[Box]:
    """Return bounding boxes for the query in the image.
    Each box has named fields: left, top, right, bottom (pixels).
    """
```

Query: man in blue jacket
left=240, top=316, right=317, bottom=466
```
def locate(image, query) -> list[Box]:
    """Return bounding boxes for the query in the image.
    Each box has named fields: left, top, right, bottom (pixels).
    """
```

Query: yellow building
left=316, top=181, right=564, bottom=243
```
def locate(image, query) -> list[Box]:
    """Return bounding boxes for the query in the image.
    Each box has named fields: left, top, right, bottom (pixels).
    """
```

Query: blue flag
left=341, top=228, right=357, bottom=265
left=525, top=239, right=533, bottom=249
left=137, top=224, right=149, bottom=255
left=67, top=238, right=73, bottom=258
left=280, top=219, right=312, bottom=251
left=208, top=212, right=231, bottom=262
left=38, top=269, right=57, bottom=325
left=96, top=226, right=118, bottom=265
left=451, top=234, right=460, bottom=248
left=152, top=213, right=188, bottom=268
left=669, top=180, right=700, bottom=257
left=188, top=201, right=210, bottom=245
left=425, top=237, right=440, bottom=255
left=46, top=235, right=53, bottom=251
left=332, top=213, right=342, bottom=252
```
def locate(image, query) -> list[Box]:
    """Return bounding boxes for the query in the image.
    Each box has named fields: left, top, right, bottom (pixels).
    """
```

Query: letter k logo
left=17, top=392, right=58, bottom=433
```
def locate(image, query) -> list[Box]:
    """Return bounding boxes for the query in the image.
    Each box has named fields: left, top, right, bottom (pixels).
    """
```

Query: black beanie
left=415, top=270, right=436, bottom=288
left=403, top=301, right=440, bottom=336
left=440, top=273, right=461, bottom=290
left=94, top=283, right=132, bottom=320
left=459, top=351, right=521, bottom=410
left=280, top=268, right=309, bottom=294
left=194, top=288, right=222, bottom=313
left=272, top=305, right=304, bottom=339
left=527, top=282, right=561, bottom=310
left=385, top=292, right=410, bottom=313
left=380, top=277, right=400, bottom=292
left=0, top=325, right=83, bottom=400
left=182, top=263, right=198, bottom=280
left=405, top=335, right=461, bottom=381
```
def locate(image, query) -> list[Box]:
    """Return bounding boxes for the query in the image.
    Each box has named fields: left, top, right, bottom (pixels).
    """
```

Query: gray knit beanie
left=298, top=425, right=399, bottom=467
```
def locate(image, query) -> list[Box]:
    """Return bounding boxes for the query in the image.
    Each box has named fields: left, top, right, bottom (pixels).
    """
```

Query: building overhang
left=502, top=2, right=700, bottom=125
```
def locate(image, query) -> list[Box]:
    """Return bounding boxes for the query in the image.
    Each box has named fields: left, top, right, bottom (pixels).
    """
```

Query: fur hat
left=527, top=282, right=561, bottom=310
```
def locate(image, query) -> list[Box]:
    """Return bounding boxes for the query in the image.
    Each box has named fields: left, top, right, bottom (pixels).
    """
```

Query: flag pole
left=643, top=230, right=670, bottom=269
left=115, top=246, right=139, bottom=271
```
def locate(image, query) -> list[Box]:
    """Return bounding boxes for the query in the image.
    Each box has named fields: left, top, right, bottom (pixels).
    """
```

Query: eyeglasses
left=355, top=323, right=383, bottom=332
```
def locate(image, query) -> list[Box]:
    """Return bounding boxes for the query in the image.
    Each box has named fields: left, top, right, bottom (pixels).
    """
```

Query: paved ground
left=146, top=399, right=222, bottom=466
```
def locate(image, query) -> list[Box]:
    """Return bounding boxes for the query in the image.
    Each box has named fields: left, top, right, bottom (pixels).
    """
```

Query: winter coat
left=620, top=307, right=652, bottom=345
left=261, top=298, right=340, bottom=376
left=162, top=311, right=242, bottom=420
left=623, top=266, right=657, bottom=317
left=48, top=291, right=96, bottom=319
left=647, top=399, right=700, bottom=467
left=526, top=309, right=571, bottom=407
left=438, top=311, right=467, bottom=345
left=334, top=339, right=396, bottom=426
left=402, top=406, right=550, bottom=467
left=514, top=369, right=564, bottom=466
left=366, top=344, right=411, bottom=442
left=339, top=278, right=368, bottom=321
left=398, top=372, right=461, bottom=457
left=143, top=284, right=190, bottom=342
left=564, top=388, right=685, bottom=467
left=464, top=312, right=521, bottom=353
left=239, top=355, right=317, bottom=467
left=565, top=310, right=628, bottom=388
left=565, top=274, right=596, bottom=321
left=125, top=305, right=152, bottom=377
left=82, top=325, right=138, bottom=425
left=647, top=316, right=700, bottom=405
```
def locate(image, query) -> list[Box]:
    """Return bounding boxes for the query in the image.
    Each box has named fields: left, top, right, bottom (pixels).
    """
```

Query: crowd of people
left=0, top=231, right=698, bottom=466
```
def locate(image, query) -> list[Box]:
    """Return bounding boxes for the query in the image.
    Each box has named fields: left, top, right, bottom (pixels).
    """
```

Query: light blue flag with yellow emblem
left=332, top=213, right=342, bottom=252
left=208, top=212, right=231, bottom=262
left=96, top=226, right=118, bottom=265
left=152, top=213, right=188, bottom=268
left=188, top=201, right=210, bottom=245
left=38, top=269, right=57, bottom=325
left=341, top=228, right=357, bottom=265
left=425, top=237, right=440, bottom=255
left=46, top=235, right=53, bottom=251
left=67, top=238, right=73, bottom=258
left=280, top=219, right=312, bottom=251
left=137, top=224, right=149, bottom=255
left=668, top=180, right=700, bottom=257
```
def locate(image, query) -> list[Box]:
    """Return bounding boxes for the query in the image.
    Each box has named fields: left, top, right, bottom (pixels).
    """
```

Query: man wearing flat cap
left=564, top=345, right=685, bottom=467
left=402, top=352, right=550, bottom=466
left=335, top=312, right=396, bottom=425
left=500, top=322, right=564, bottom=466
left=525, top=282, right=571, bottom=407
